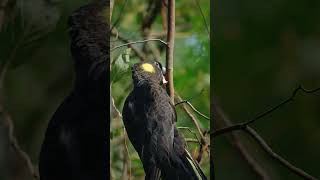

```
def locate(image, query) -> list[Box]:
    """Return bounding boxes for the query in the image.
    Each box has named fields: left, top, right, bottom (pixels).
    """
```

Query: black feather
left=39, top=2, right=109, bottom=180
left=123, top=60, right=207, bottom=180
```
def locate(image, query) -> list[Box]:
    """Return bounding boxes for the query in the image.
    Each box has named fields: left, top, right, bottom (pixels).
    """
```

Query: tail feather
left=159, top=149, right=207, bottom=180
left=158, top=127, right=207, bottom=180
left=155, top=169, right=161, bottom=180
left=184, top=150, right=207, bottom=180
left=146, top=167, right=162, bottom=180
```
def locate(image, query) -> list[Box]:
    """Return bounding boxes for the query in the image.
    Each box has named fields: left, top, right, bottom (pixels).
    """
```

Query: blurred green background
left=214, top=0, right=320, bottom=179
left=110, top=0, right=210, bottom=179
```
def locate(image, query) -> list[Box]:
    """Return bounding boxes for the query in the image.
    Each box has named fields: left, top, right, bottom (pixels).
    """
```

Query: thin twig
left=111, top=38, right=167, bottom=51
left=213, top=86, right=320, bottom=180
left=178, top=127, right=202, bottom=145
left=176, top=96, right=205, bottom=142
left=175, top=100, right=210, bottom=120
left=185, top=138, right=201, bottom=143
left=244, top=126, right=317, bottom=180
left=111, top=31, right=148, bottom=61
left=213, top=86, right=320, bottom=137
left=111, top=95, right=122, bottom=119
left=193, top=0, right=210, bottom=37
left=165, top=0, right=175, bottom=103
left=175, top=95, right=208, bottom=163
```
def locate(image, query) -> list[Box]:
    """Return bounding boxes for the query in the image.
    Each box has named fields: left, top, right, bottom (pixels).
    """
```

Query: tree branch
left=175, top=100, right=210, bottom=120
left=176, top=95, right=205, bottom=142
left=111, top=38, right=167, bottom=51
left=185, top=138, right=201, bottom=144
left=213, top=86, right=320, bottom=137
left=165, top=0, right=175, bottom=103
left=244, top=126, right=317, bottom=180
left=213, top=85, right=320, bottom=180
left=178, top=127, right=202, bottom=146
left=175, top=95, right=208, bottom=163
left=193, top=0, right=210, bottom=37
left=111, top=30, right=148, bottom=61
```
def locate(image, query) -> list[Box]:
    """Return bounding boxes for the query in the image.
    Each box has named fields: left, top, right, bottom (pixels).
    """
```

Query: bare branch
left=111, top=38, right=167, bottom=51
left=111, top=95, right=122, bottom=119
left=165, top=0, right=175, bottom=103
left=213, top=86, right=320, bottom=180
left=244, top=126, right=317, bottom=180
left=178, top=127, right=202, bottom=146
left=193, top=0, right=210, bottom=37
left=213, top=86, right=320, bottom=137
left=175, top=100, right=210, bottom=120
left=175, top=95, right=208, bottom=163
left=111, top=30, right=147, bottom=61
left=176, top=95, right=205, bottom=142
left=185, top=138, right=201, bottom=144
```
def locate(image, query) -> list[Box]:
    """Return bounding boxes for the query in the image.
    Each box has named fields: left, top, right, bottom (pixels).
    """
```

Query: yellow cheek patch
left=141, top=63, right=155, bottom=73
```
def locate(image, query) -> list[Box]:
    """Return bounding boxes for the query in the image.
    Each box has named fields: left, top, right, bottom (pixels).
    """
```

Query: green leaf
left=111, top=48, right=131, bottom=83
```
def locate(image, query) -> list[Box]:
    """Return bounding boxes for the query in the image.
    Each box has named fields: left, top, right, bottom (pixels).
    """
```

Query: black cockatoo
left=122, top=60, right=207, bottom=180
left=39, top=2, right=109, bottom=180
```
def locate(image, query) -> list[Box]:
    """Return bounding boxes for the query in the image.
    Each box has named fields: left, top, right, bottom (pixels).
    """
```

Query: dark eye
left=154, top=61, right=161, bottom=69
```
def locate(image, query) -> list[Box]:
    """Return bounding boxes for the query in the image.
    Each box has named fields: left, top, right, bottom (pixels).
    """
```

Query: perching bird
left=39, top=2, right=109, bottom=180
left=122, top=60, right=207, bottom=180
